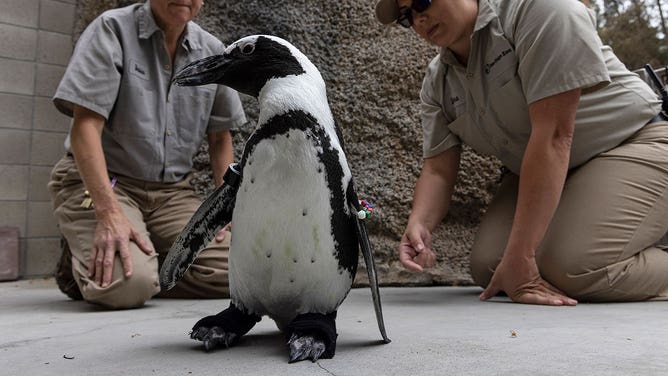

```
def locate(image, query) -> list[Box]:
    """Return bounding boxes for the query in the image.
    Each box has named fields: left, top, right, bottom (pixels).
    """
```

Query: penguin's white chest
left=229, top=129, right=353, bottom=322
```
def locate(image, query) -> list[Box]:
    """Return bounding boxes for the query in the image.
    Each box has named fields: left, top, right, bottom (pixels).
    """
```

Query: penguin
left=160, top=35, right=390, bottom=363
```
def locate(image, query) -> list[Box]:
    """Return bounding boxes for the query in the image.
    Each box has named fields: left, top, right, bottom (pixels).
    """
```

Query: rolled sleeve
left=207, top=85, right=247, bottom=132
left=513, top=0, right=610, bottom=103
left=420, top=61, right=461, bottom=158
left=52, top=16, right=123, bottom=119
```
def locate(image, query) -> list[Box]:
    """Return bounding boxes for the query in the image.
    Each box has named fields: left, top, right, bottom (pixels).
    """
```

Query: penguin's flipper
left=191, top=302, right=261, bottom=351
left=159, top=163, right=242, bottom=291
left=354, top=216, right=391, bottom=344
left=347, top=184, right=391, bottom=344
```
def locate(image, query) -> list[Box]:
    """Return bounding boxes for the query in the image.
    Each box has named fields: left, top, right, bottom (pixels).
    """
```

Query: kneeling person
left=48, top=0, right=246, bottom=309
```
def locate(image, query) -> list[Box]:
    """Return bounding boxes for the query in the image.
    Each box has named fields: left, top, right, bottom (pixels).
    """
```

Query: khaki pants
left=48, top=155, right=230, bottom=309
left=470, top=122, right=668, bottom=301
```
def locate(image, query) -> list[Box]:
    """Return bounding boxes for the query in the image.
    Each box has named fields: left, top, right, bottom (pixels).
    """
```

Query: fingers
left=93, top=245, right=106, bottom=286
left=89, top=237, right=149, bottom=288
left=88, top=247, right=99, bottom=280
left=480, top=278, right=578, bottom=306
left=515, top=291, right=577, bottom=306
left=118, top=241, right=132, bottom=279
left=101, top=239, right=117, bottom=288
left=415, top=248, right=437, bottom=268
left=513, top=280, right=578, bottom=306
left=215, top=223, right=232, bottom=242
left=398, top=230, right=436, bottom=272
left=398, top=247, right=424, bottom=272
left=545, top=291, right=578, bottom=306
left=131, top=230, right=153, bottom=255
left=479, top=273, right=501, bottom=300
left=215, top=228, right=227, bottom=242
left=543, top=282, right=578, bottom=305
left=479, top=284, right=499, bottom=301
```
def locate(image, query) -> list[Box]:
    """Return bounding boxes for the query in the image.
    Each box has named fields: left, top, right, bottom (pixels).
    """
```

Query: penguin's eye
left=241, top=44, right=255, bottom=55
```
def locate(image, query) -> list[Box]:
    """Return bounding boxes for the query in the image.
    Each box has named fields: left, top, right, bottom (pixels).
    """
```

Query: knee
left=469, top=246, right=498, bottom=288
left=166, top=243, right=229, bottom=298
left=536, top=248, right=591, bottom=296
left=82, top=269, right=160, bottom=309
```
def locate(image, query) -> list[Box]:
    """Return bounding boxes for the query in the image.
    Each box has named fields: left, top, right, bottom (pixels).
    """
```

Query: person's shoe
left=55, top=237, right=83, bottom=300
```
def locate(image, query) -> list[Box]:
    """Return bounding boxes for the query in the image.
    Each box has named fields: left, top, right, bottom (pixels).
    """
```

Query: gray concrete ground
left=1, top=278, right=668, bottom=376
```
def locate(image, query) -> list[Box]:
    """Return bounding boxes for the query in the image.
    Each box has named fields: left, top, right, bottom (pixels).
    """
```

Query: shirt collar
left=181, top=24, right=201, bottom=51
left=137, top=1, right=161, bottom=39
left=137, top=0, right=201, bottom=51
left=439, top=0, right=498, bottom=66
left=473, top=0, right=497, bottom=33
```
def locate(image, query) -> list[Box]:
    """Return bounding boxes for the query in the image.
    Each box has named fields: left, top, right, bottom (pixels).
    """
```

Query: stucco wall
left=75, top=0, right=503, bottom=286
left=0, top=0, right=76, bottom=278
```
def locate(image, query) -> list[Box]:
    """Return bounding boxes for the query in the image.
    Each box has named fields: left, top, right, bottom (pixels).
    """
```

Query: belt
left=647, top=112, right=668, bottom=124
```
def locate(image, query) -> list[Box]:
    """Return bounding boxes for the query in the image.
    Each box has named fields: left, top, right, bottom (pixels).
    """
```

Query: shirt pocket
left=447, top=112, right=497, bottom=156
left=174, top=86, right=216, bottom=144
left=128, top=59, right=149, bottom=82
left=109, top=84, right=156, bottom=139
left=488, top=70, right=531, bottom=142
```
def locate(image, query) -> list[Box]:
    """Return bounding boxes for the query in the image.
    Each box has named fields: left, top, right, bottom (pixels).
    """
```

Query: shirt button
left=479, top=109, right=486, bottom=116
left=164, top=64, right=170, bottom=70
left=466, top=73, right=474, bottom=79
left=166, top=130, right=172, bottom=136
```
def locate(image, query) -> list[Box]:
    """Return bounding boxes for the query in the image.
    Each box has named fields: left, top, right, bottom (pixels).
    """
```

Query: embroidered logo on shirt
left=129, top=59, right=149, bottom=80
left=484, top=48, right=512, bottom=74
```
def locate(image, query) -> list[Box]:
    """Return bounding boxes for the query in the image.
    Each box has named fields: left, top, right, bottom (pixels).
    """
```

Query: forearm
left=70, top=105, right=120, bottom=219
left=408, top=147, right=461, bottom=231
left=506, top=136, right=570, bottom=257
left=505, top=89, right=579, bottom=258
left=208, top=130, right=234, bottom=187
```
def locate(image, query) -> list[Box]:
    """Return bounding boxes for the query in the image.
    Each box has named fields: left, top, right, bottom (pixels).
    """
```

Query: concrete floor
left=1, top=278, right=668, bottom=375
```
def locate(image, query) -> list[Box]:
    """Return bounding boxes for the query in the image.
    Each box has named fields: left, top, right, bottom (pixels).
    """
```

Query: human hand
left=398, top=223, right=436, bottom=272
left=480, top=253, right=577, bottom=306
left=215, top=222, right=232, bottom=242
left=89, top=212, right=153, bottom=288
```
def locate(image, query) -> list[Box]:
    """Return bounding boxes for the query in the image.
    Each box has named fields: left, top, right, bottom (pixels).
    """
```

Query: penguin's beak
left=173, top=54, right=231, bottom=86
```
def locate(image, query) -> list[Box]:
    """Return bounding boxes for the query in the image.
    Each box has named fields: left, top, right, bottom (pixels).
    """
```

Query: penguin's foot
left=189, top=303, right=261, bottom=352
left=287, top=332, right=326, bottom=363
left=191, top=326, right=237, bottom=351
left=285, top=311, right=338, bottom=362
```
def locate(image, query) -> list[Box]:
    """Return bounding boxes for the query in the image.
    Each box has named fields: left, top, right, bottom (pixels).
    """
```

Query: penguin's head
left=173, top=35, right=312, bottom=98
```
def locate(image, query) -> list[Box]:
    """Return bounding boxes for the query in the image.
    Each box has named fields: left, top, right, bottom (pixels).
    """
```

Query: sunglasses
left=397, top=0, right=432, bottom=28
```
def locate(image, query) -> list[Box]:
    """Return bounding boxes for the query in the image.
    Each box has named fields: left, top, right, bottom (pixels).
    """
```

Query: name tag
left=130, top=59, right=149, bottom=81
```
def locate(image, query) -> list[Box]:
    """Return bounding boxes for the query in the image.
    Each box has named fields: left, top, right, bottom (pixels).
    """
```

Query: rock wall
left=75, top=0, right=503, bottom=286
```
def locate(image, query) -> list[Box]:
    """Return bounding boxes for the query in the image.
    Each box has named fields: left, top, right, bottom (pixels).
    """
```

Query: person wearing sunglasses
left=376, top=0, right=668, bottom=305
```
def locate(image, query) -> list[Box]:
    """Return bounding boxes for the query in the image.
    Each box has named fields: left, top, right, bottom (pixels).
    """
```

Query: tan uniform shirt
left=53, top=1, right=247, bottom=182
left=420, top=0, right=662, bottom=174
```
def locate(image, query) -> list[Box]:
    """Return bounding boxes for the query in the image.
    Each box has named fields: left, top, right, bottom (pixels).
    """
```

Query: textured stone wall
left=75, top=0, right=503, bottom=286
